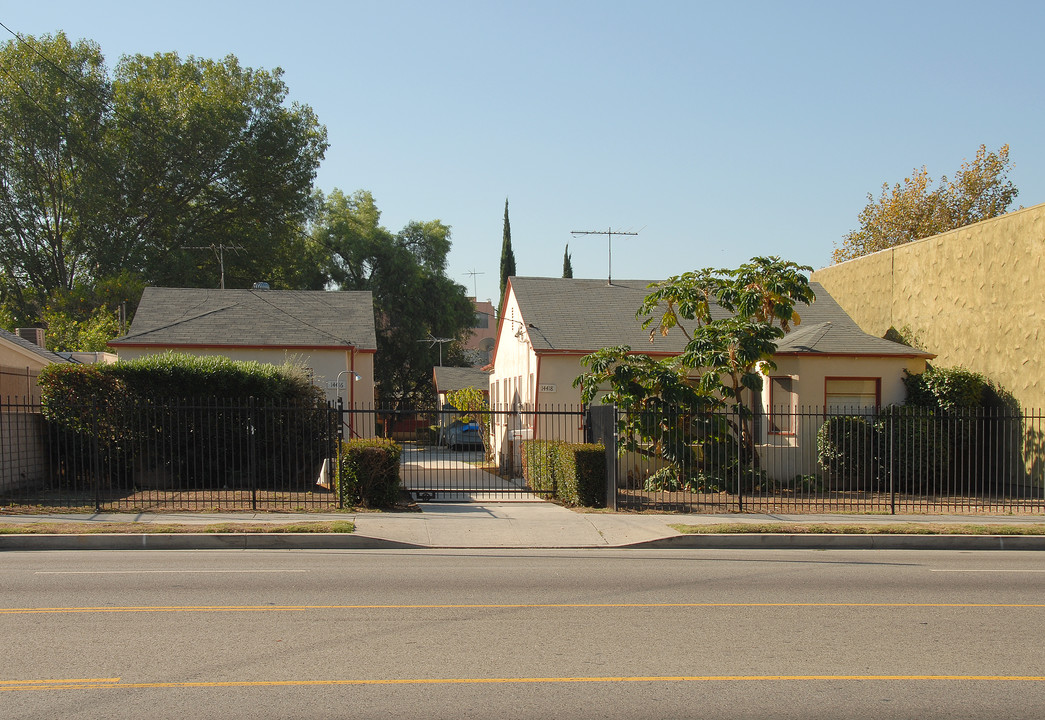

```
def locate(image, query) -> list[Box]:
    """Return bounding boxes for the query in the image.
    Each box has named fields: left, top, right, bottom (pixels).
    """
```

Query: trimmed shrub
left=875, top=405, right=951, bottom=494
left=336, top=439, right=402, bottom=508
left=903, top=366, right=987, bottom=412
left=523, top=440, right=606, bottom=507
left=816, top=415, right=881, bottom=491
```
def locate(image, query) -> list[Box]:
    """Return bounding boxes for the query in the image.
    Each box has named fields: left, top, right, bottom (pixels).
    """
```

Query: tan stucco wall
left=812, top=202, right=1045, bottom=412
left=0, top=341, right=59, bottom=402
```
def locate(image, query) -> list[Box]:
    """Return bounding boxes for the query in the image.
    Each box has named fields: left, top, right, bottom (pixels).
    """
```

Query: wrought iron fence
left=1, top=396, right=340, bottom=512
left=2, top=396, right=1043, bottom=514
left=615, top=405, right=1045, bottom=514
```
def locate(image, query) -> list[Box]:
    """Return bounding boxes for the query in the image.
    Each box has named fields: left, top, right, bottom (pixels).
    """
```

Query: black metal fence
left=2, top=397, right=1043, bottom=514
left=613, top=405, right=1045, bottom=514
left=1, top=397, right=340, bottom=512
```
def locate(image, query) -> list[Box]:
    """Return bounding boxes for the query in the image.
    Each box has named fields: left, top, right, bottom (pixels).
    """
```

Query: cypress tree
left=562, top=244, right=573, bottom=278
left=499, top=198, right=516, bottom=312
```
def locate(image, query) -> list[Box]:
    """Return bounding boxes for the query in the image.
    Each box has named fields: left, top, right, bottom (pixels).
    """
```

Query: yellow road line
left=4, top=675, right=1045, bottom=693
left=2, top=602, right=1045, bottom=615
left=0, top=678, right=119, bottom=685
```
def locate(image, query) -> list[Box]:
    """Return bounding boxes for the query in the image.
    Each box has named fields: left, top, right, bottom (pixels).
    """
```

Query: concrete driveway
left=399, top=443, right=543, bottom=502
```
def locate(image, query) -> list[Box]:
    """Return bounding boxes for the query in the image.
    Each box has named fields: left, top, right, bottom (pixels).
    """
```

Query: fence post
left=589, top=405, right=617, bottom=511
left=889, top=409, right=896, bottom=515
left=92, top=410, right=102, bottom=513
left=736, top=405, right=744, bottom=512
left=249, top=397, right=257, bottom=512
left=335, top=397, right=344, bottom=510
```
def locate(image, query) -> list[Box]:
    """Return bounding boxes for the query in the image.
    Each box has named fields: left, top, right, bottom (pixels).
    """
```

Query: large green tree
left=0, top=32, right=328, bottom=326
left=313, top=190, right=475, bottom=404
left=574, top=257, right=814, bottom=485
left=0, top=32, right=110, bottom=324
left=833, top=144, right=1018, bottom=263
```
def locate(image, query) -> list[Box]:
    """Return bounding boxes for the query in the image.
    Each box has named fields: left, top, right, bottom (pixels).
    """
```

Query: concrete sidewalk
left=2, top=502, right=1045, bottom=550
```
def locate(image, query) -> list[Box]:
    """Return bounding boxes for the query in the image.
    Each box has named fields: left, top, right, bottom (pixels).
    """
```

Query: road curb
left=629, top=533, right=1045, bottom=551
left=0, top=533, right=423, bottom=551
left=4, top=532, right=1045, bottom=551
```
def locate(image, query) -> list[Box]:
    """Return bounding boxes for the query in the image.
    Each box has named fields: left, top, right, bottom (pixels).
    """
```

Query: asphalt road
left=3, top=548, right=1045, bottom=719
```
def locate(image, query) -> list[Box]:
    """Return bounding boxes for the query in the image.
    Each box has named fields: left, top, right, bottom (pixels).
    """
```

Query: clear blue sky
left=8, top=1, right=1044, bottom=304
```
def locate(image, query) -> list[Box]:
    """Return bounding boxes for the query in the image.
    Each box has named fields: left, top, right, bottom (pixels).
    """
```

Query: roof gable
left=110, top=288, right=377, bottom=350
left=0, top=328, right=68, bottom=365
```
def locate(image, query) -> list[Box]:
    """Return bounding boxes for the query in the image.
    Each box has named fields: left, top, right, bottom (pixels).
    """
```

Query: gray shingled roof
left=434, top=366, right=489, bottom=394
left=0, top=328, right=68, bottom=364
left=110, top=288, right=377, bottom=350
left=508, top=277, right=932, bottom=357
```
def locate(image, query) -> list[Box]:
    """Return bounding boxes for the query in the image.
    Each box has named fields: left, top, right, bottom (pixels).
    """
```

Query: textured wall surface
left=813, top=202, right=1045, bottom=412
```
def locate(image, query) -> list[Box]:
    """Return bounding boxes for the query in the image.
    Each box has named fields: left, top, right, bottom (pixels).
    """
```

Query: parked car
left=444, top=421, right=483, bottom=451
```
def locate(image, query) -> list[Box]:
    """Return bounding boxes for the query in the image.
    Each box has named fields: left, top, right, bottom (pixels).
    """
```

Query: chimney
left=16, top=327, right=45, bottom=347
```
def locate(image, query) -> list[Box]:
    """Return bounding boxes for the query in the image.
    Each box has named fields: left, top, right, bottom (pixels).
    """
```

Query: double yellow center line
left=3, top=601, right=1045, bottom=615
left=4, top=675, right=1045, bottom=693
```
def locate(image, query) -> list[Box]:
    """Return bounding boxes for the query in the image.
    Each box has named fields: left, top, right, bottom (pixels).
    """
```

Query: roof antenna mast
left=463, top=268, right=485, bottom=299
left=182, top=244, right=245, bottom=289
left=570, top=228, right=639, bottom=286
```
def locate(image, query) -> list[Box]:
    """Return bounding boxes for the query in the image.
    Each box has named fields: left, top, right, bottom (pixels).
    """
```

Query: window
left=768, top=376, right=795, bottom=434
left=474, top=312, right=488, bottom=329
left=825, top=377, right=880, bottom=414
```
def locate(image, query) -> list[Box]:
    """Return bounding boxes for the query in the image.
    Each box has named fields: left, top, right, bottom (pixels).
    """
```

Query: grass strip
left=0, top=521, right=355, bottom=535
left=669, top=523, right=1045, bottom=535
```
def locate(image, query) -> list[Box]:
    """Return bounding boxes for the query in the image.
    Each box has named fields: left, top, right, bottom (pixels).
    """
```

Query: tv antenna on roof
left=463, top=268, right=485, bottom=298
left=418, top=333, right=454, bottom=366
left=570, top=227, right=639, bottom=286
left=182, top=243, right=245, bottom=289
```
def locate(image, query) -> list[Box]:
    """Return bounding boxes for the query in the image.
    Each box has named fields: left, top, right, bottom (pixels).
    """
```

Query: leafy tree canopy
left=833, top=144, right=1017, bottom=263
left=313, top=190, right=475, bottom=404
left=0, top=32, right=328, bottom=327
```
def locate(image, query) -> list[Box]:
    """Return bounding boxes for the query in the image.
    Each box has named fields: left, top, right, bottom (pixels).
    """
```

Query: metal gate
left=341, top=407, right=567, bottom=501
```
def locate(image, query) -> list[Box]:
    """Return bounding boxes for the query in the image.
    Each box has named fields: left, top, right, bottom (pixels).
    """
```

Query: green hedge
left=816, top=415, right=882, bottom=491
left=523, top=440, right=605, bottom=507
left=36, top=354, right=332, bottom=491
left=336, top=439, right=402, bottom=508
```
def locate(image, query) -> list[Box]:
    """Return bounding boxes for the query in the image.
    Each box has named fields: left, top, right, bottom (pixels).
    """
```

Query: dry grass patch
left=670, top=523, right=1045, bottom=535
left=0, top=521, right=355, bottom=535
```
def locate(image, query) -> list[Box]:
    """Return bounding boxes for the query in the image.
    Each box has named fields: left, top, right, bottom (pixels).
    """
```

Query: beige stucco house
left=488, top=277, right=933, bottom=480
left=0, top=328, right=69, bottom=403
left=109, top=288, right=378, bottom=435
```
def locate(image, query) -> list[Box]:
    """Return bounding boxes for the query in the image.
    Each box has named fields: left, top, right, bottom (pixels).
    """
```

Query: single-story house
left=433, top=365, right=490, bottom=408
left=0, top=328, right=69, bottom=403
left=109, top=288, right=378, bottom=433
left=433, top=365, right=490, bottom=445
left=488, top=276, right=935, bottom=480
